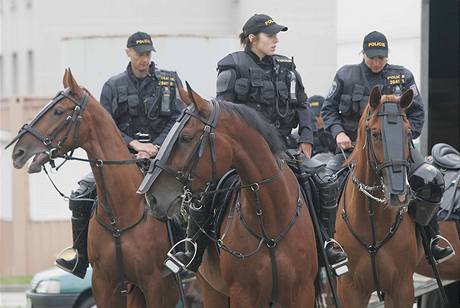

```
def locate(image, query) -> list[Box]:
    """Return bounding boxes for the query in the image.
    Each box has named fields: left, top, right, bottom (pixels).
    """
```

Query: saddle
left=431, top=143, right=460, bottom=220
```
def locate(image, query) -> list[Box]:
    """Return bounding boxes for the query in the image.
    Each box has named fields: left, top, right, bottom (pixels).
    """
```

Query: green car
left=26, top=267, right=95, bottom=308
left=26, top=266, right=193, bottom=308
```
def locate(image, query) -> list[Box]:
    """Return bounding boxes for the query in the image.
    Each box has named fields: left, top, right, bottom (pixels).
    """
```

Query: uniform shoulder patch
left=326, top=80, right=338, bottom=99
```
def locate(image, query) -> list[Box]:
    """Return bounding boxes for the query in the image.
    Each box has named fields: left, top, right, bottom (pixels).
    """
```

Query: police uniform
left=100, top=62, right=183, bottom=146
left=56, top=32, right=185, bottom=278
left=216, top=47, right=314, bottom=147
left=322, top=61, right=424, bottom=142
left=322, top=31, right=454, bottom=263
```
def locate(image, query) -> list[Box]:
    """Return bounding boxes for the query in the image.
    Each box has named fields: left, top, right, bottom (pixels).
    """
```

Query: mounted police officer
left=321, top=31, right=454, bottom=263
left=55, top=31, right=184, bottom=278
left=308, top=95, right=336, bottom=156
left=167, top=14, right=349, bottom=276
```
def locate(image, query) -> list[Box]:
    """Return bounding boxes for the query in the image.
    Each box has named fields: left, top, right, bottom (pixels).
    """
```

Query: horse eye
left=372, top=132, right=381, bottom=140
left=180, top=134, right=193, bottom=143
left=54, top=108, right=64, bottom=116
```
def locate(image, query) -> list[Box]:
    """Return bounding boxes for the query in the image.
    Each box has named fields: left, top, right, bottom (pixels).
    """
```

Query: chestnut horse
left=139, top=85, right=319, bottom=307
left=9, top=69, right=178, bottom=307
left=335, top=86, right=423, bottom=307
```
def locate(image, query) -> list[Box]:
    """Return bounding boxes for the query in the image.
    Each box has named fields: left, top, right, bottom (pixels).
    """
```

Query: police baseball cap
left=127, top=31, right=156, bottom=53
left=307, top=95, right=325, bottom=118
left=363, top=31, right=388, bottom=58
left=243, top=14, right=288, bottom=36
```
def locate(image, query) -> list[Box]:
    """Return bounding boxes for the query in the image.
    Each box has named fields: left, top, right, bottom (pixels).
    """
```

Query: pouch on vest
left=159, top=86, right=173, bottom=116
left=234, top=78, right=250, bottom=101
left=276, top=81, right=289, bottom=104
left=351, top=84, right=365, bottom=115
left=261, top=81, right=275, bottom=104
left=339, top=94, right=353, bottom=116
left=115, top=86, right=129, bottom=117
left=127, top=95, right=139, bottom=116
left=249, top=69, right=264, bottom=102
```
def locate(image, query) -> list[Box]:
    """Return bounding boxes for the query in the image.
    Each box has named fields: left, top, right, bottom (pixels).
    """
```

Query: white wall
left=0, top=129, right=12, bottom=221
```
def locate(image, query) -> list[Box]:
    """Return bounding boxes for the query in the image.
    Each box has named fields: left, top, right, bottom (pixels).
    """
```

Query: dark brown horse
left=335, top=86, right=423, bottom=307
left=10, top=69, right=178, bottom=307
left=141, top=85, right=319, bottom=307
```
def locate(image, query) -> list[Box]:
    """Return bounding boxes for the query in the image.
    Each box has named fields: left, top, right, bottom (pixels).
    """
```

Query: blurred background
left=0, top=0, right=458, bottom=278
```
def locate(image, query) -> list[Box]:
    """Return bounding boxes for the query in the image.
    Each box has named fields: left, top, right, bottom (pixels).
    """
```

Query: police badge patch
left=326, top=80, right=337, bottom=99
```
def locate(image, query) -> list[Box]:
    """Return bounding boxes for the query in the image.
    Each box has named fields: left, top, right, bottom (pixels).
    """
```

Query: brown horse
left=335, top=86, right=423, bottom=307
left=9, top=69, right=178, bottom=307
left=140, top=85, right=319, bottom=307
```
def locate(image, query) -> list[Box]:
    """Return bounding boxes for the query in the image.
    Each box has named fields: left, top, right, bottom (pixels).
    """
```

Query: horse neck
left=82, top=101, right=144, bottom=226
left=231, top=129, right=298, bottom=230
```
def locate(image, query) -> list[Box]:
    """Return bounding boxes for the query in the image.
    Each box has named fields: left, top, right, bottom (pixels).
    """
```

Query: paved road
left=0, top=291, right=27, bottom=308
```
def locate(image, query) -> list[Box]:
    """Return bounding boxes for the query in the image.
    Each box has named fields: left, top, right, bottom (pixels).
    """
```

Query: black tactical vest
left=230, top=51, right=297, bottom=124
left=107, top=66, right=177, bottom=141
left=339, top=64, right=406, bottom=141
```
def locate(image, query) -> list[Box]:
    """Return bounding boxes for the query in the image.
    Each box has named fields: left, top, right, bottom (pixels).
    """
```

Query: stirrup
left=164, top=239, right=197, bottom=274
left=324, top=239, right=349, bottom=276
left=55, top=247, right=79, bottom=273
left=430, top=235, right=456, bottom=264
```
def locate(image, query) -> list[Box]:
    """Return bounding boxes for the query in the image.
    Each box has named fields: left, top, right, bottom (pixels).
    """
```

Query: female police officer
left=321, top=30, right=454, bottom=263
left=168, top=14, right=349, bottom=276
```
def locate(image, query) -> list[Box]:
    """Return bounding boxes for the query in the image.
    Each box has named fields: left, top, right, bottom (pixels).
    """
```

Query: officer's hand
left=298, top=143, right=312, bottom=159
left=136, top=151, right=150, bottom=159
left=336, top=132, right=353, bottom=149
left=129, top=141, right=159, bottom=157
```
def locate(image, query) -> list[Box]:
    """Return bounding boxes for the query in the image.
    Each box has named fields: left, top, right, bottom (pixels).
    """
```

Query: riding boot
left=424, top=216, right=455, bottom=264
left=296, top=154, right=349, bottom=276
left=55, top=175, right=95, bottom=279
left=165, top=202, right=212, bottom=274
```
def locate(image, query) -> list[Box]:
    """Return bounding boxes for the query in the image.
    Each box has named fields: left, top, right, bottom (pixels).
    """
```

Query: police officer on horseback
left=321, top=30, right=454, bottom=263
left=55, top=31, right=184, bottom=278
left=168, top=14, right=349, bottom=276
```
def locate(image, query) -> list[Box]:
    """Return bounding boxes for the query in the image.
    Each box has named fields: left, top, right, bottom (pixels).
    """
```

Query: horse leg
left=92, top=270, right=127, bottom=308
left=141, top=275, right=178, bottom=308
left=196, top=273, right=229, bottom=308
left=337, top=278, right=371, bottom=308
left=384, top=279, right=415, bottom=308
left=127, top=286, right=146, bottom=308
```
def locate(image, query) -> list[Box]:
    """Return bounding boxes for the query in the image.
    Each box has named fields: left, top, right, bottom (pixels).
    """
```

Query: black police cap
left=243, top=14, right=288, bottom=36
left=127, top=31, right=156, bottom=53
left=363, top=31, right=388, bottom=58
left=307, top=95, right=325, bottom=118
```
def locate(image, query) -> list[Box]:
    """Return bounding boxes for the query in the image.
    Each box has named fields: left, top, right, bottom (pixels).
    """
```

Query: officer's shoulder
left=106, top=71, right=128, bottom=85
left=272, top=54, right=291, bottom=61
left=336, top=64, right=359, bottom=78
left=217, top=52, right=240, bottom=69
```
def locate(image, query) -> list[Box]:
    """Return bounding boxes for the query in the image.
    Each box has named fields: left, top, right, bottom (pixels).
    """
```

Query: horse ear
left=177, top=84, right=191, bottom=106
left=64, top=68, right=81, bottom=94
left=63, top=69, right=69, bottom=88
left=399, top=89, right=414, bottom=110
left=369, top=86, right=382, bottom=110
left=185, top=81, right=210, bottom=116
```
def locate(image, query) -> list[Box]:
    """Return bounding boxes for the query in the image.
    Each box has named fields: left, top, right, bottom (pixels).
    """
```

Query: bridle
left=5, top=88, right=88, bottom=161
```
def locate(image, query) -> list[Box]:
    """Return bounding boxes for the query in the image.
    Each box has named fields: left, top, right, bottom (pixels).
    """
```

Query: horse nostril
left=13, top=149, right=25, bottom=160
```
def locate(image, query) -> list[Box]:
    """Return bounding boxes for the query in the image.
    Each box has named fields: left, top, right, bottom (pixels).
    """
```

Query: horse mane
left=345, top=94, right=402, bottom=166
left=215, top=99, right=285, bottom=157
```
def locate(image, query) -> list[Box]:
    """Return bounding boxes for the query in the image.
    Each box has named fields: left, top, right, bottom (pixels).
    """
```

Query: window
left=12, top=52, right=18, bottom=96
left=27, top=50, right=34, bottom=95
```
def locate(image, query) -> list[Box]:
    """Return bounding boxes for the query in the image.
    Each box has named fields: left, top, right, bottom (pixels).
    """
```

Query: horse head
left=360, top=86, right=414, bottom=207
left=139, top=83, right=233, bottom=221
left=9, top=69, right=92, bottom=173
